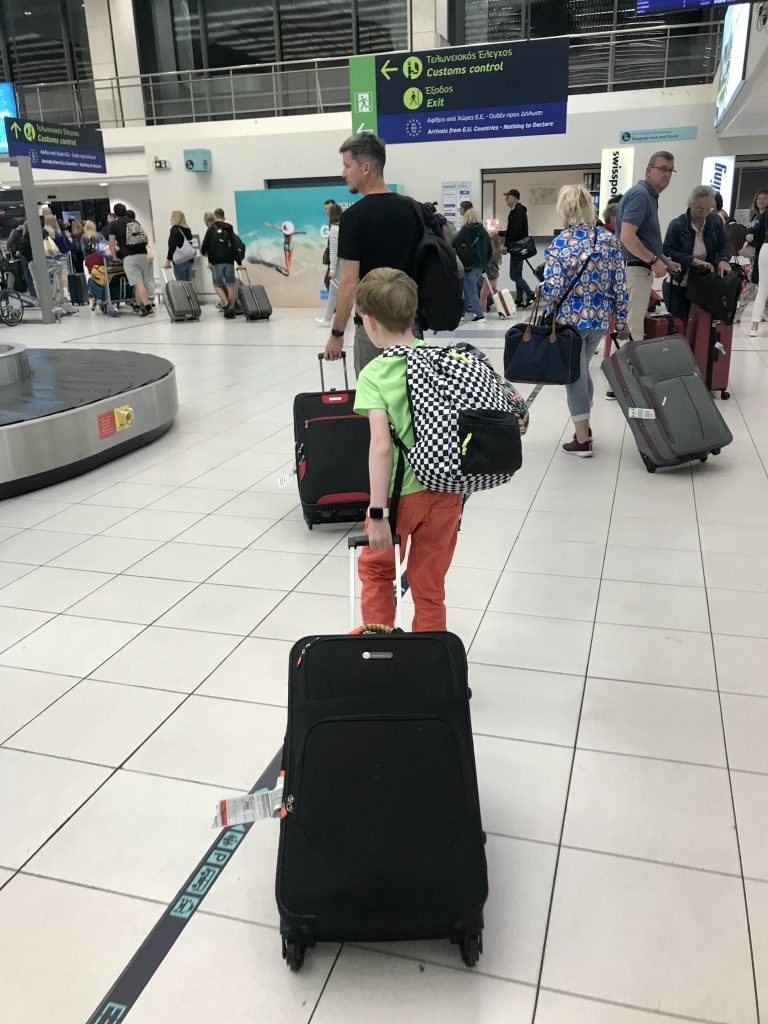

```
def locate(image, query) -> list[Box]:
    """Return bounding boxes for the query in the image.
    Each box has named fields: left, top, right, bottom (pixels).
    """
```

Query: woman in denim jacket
left=541, top=184, right=629, bottom=458
left=662, top=185, right=733, bottom=320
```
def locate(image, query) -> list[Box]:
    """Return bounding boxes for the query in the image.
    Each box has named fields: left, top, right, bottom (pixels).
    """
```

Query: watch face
left=369, top=508, right=383, bottom=520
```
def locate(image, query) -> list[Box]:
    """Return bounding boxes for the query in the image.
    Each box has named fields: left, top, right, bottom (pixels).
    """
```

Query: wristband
left=331, top=328, right=344, bottom=338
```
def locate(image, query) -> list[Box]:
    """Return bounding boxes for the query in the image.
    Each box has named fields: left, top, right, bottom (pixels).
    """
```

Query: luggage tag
left=628, top=407, right=656, bottom=419
left=213, top=772, right=285, bottom=828
left=277, top=465, right=297, bottom=488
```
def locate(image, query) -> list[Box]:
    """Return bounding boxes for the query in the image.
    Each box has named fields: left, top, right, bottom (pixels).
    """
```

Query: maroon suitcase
left=643, top=313, right=686, bottom=339
left=687, top=304, right=732, bottom=400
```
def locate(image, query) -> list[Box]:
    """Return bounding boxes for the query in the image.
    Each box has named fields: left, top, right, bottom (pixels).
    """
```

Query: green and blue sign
left=619, top=126, right=698, bottom=144
left=4, top=117, right=106, bottom=173
left=350, top=38, right=569, bottom=144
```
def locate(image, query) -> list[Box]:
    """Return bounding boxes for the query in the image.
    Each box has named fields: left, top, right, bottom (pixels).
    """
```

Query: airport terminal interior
left=2, top=1, right=768, bottom=1022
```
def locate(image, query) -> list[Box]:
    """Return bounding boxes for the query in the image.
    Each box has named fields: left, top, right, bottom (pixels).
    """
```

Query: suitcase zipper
left=304, top=415, right=362, bottom=427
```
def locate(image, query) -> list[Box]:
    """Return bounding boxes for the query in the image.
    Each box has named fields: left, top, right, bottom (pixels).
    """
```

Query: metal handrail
left=15, top=21, right=723, bottom=129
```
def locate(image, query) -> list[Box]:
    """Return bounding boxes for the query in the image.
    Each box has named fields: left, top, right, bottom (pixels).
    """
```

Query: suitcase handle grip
left=347, top=533, right=401, bottom=549
left=348, top=533, right=402, bottom=630
left=317, top=350, right=349, bottom=392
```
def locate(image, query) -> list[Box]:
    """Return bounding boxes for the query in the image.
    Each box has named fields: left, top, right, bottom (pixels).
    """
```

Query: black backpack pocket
left=458, top=409, right=522, bottom=475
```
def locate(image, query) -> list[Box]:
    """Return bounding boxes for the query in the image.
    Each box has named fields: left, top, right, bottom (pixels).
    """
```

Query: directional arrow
left=380, top=59, right=399, bottom=81
left=9, top=121, right=21, bottom=139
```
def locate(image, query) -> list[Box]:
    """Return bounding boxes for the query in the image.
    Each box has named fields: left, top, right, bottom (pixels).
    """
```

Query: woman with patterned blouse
left=541, top=185, right=629, bottom=457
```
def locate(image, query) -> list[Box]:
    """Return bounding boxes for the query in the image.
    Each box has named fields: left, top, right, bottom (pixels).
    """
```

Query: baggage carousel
left=0, top=343, right=178, bottom=499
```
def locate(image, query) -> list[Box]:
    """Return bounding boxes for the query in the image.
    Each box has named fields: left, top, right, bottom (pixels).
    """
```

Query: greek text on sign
left=349, top=39, right=569, bottom=144
left=4, top=117, right=106, bottom=174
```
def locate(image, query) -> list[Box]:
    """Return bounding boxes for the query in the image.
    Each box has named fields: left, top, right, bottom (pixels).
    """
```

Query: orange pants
left=359, top=490, right=462, bottom=632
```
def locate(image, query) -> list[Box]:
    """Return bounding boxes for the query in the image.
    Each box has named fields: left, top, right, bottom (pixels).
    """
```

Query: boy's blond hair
left=356, top=267, right=417, bottom=333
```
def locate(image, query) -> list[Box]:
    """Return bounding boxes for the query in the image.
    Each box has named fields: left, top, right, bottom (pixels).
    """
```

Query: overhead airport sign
left=349, top=39, right=569, bottom=144
left=4, top=117, right=106, bottom=174
left=619, top=125, right=698, bottom=144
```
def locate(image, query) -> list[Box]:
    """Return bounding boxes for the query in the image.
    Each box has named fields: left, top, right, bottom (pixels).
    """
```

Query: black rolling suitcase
left=293, top=353, right=370, bottom=528
left=236, top=265, right=272, bottom=320
left=67, top=254, right=88, bottom=305
left=162, top=267, right=201, bottom=322
left=276, top=534, right=488, bottom=972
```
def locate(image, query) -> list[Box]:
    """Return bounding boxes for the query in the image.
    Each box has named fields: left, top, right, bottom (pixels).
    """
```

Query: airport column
left=17, top=156, right=55, bottom=325
left=411, top=0, right=449, bottom=49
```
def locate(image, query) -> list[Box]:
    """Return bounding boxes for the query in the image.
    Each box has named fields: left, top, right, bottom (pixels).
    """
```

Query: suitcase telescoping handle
left=348, top=533, right=402, bottom=631
left=317, top=351, right=349, bottom=393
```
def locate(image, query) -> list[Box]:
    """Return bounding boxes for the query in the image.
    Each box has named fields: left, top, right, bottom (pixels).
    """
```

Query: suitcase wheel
left=282, top=936, right=305, bottom=972
left=720, top=390, right=730, bottom=400
left=641, top=455, right=658, bottom=474
left=699, top=456, right=708, bottom=463
left=712, top=448, right=721, bottom=456
left=460, top=931, right=482, bottom=968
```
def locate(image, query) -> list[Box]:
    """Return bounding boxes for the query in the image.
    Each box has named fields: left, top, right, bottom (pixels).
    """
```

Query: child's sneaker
left=562, top=437, right=593, bottom=457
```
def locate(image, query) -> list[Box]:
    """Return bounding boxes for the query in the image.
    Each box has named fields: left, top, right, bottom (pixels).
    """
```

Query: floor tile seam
left=537, top=985, right=733, bottom=1024
left=80, top=675, right=289, bottom=710
left=575, top=743, right=728, bottom=772
left=0, top=673, right=86, bottom=747
left=472, top=730, right=572, bottom=751
left=11, top=869, right=170, bottom=908
left=556, top=841, right=742, bottom=882
left=468, top=610, right=717, bottom=636
left=0, top=612, right=59, bottom=660
left=691, top=475, right=763, bottom=1024
left=467, top=404, right=579, bottom=664
left=340, top=941, right=540, bottom=990
left=119, top=765, right=249, bottom=792
left=306, top=945, right=346, bottom=1024
left=530, top=421, right=629, bottom=1022
left=6, top=498, right=309, bottom=698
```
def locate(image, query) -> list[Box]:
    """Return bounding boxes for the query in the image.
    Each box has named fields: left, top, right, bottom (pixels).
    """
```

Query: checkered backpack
left=380, top=345, right=523, bottom=498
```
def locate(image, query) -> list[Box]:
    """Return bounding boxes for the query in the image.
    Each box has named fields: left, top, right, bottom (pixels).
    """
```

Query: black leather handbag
left=503, top=233, right=599, bottom=385
left=685, top=267, right=741, bottom=325
left=507, top=235, right=537, bottom=260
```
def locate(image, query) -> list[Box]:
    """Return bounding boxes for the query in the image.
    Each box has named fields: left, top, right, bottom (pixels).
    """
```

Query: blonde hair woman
left=43, top=213, right=71, bottom=300
left=164, top=209, right=195, bottom=281
left=451, top=207, right=492, bottom=322
left=540, top=184, right=629, bottom=457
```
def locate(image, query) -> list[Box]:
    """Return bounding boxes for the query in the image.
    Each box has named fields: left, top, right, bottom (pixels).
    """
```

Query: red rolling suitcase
left=293, top=353, right=370, bottom=529
left=644, top=313, right=686, bottom=339
left=686, top=304, right=732, bottom=400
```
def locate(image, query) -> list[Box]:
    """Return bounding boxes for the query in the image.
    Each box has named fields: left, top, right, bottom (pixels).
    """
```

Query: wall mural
left=234, top=184, right=401, bottom=307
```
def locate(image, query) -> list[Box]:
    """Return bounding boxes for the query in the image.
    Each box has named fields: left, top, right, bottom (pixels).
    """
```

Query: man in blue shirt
left=616, top=151, right=682, bottom=344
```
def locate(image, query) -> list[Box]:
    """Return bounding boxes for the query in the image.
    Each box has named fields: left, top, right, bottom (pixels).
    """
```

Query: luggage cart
left=85, top=251, right=134, bottom=317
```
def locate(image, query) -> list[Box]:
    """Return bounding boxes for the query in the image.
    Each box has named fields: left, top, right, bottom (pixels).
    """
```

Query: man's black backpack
left=210, top=223, right=246, bottom=262
left=411, top=201, right=463, bottom=332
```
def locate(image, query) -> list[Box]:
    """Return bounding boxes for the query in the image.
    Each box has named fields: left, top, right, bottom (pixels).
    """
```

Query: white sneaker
left=748, top=327, right=758, bottom=337
left=315, top=317, right=330, bottom=326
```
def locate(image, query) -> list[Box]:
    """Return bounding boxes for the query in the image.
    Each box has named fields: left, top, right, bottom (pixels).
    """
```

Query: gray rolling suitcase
left=236, top=266, right=272, bottom=321
left=162, top=267, right=201, bottom=322
left=602, top=335, right=732, bottom=473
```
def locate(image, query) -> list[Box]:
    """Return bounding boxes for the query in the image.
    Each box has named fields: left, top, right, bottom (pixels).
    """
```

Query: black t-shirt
left=337, top=192, right=422, bottom=281
left=108, top=216, right=147, bottom=257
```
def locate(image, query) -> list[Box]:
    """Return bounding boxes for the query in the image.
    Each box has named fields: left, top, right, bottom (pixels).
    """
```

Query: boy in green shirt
left=354, top=268, right=462, bottom=631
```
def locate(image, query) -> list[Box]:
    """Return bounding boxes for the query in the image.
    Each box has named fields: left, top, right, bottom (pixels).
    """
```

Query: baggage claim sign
left=349, top=39, right=569, bottom=144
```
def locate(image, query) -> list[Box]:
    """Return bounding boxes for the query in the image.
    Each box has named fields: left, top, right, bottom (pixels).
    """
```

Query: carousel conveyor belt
left=0, top=344, right=179, bottom=499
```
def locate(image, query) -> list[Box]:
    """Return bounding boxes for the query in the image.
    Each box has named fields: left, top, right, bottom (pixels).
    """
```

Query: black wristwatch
left=331, top=328, right=344, bottom=338
left=368, top=507, right=389, bottom=520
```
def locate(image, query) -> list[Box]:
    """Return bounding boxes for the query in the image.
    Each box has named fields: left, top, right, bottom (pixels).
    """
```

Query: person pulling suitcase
left=353, top=268, right=526, bottom=632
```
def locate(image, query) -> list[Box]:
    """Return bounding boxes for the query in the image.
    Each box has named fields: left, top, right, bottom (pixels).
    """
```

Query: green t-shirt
left=353, top=340, right=425, bottom=498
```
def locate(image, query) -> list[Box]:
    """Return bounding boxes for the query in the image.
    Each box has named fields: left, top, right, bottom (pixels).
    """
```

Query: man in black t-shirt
left=324, top=133, right=423, bottom=376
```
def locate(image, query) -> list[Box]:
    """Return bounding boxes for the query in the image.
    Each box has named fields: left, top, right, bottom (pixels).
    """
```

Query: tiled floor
left=1, top=300, right=767, bottom=1024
